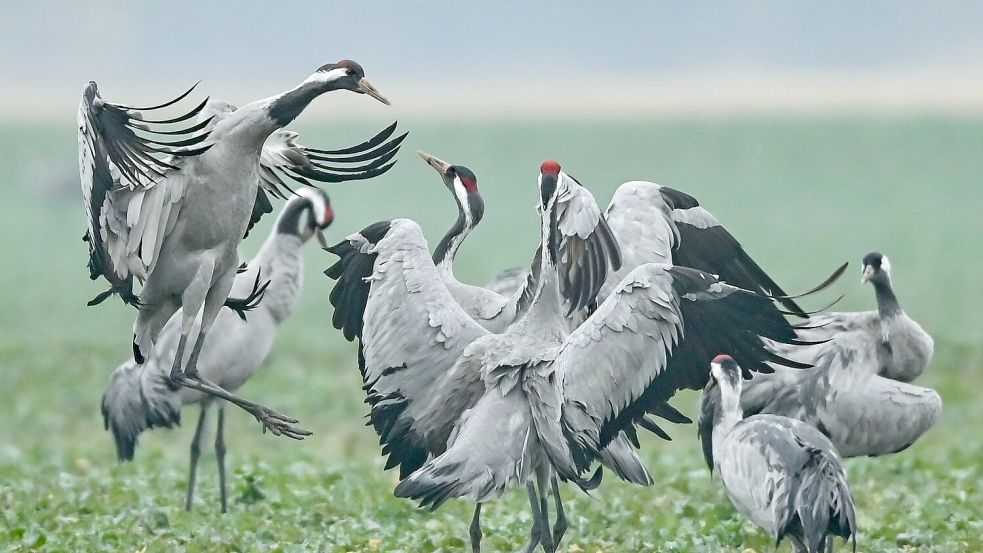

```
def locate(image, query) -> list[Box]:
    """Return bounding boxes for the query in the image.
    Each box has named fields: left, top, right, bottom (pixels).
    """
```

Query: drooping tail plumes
left=101, top=359, right=181, bottom=461
left=786, top=446, right=858, bottom=552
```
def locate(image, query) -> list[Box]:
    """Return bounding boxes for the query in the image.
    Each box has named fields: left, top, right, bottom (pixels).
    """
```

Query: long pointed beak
left=704, top=377, right=717, bottom=393
left=418, top=151, right=452, bottom=175
left=316, top=229, right=330, bottom=251
left=356, top=78, right=389, bottom=105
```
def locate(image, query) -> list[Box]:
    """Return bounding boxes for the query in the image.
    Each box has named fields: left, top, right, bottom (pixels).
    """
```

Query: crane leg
left=522, top=483, right=544, bottom=553
left=171, top=266, right=310, bottom=439
left=469, top=503, right=482, bottom=553
left=215, top=406, right=228, bottom=514
left=536, top=472, right=554, bottom=553
left=550, top=477, right=568, bottom=551
left=185, top=406, right=208, bottom=511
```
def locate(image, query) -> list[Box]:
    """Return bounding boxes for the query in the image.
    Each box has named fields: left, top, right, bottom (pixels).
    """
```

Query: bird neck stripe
left=432, top=212, right=469, bottom=268
left=872, top=278, right=902, bottom=318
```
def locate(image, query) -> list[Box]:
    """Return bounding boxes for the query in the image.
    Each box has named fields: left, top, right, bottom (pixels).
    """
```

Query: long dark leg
left=537, top=473, right=554, bottom=553
left=185, top=406, right=208, bottom=511
left=174, top=268, right=309, bottom=439
left=171, top=376, right=309, bottom=439
left=522, top=483, right=544, bottom=553
left=215, top=406, right=228, bottom=514
left=168, top=333, right=190, bottom=383
left=469, top=503, right=482, bottom=553
left=550, top=477, right=568, bottom=551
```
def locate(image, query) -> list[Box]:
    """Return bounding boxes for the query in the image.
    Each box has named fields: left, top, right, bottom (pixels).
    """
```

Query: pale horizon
left=3, top=2, right=983, bottom=120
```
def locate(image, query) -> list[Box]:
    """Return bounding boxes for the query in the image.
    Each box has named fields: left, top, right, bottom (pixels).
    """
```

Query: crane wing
left=257, top=124, right=405, bottom=198
left=78, top=82, right=212, bottom=305
left=513, top=173, right=622, bottom=318
left=658, top=184, right=809, bottom=316
left=325, top=219, right=489, bottom=477
left=243, top=124, right=406, bottom=237
left=599, top=181, right=677, bottom=298
left=548, top=264, right=803, bottom=478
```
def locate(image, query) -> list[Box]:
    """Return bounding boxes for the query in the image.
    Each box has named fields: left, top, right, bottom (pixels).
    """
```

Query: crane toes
left=252, top=407, right=312, bottom=440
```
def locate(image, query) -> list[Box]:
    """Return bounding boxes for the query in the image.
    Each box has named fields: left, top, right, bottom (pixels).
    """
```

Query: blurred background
left=1, top=2, right=981, bottom=550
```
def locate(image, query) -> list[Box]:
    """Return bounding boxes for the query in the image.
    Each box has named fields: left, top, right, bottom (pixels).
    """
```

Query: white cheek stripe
left=295, top=188, right=327, bottom=225
left=453, top=176, right=472, bottom=227
left=305, top=67, right=349, bottom=85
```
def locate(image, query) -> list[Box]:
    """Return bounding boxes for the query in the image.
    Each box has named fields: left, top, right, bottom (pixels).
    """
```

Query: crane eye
left=346, top=69, right=355, bottom=77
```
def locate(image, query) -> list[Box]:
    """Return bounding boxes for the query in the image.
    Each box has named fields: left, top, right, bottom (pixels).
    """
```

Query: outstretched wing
left=243, top=124, right=406, bottom=237
left=258, top=123, right=405, bottom=198
left=513, top=173, right=622, bottom=318
left=78, top=81, right=212, bottom=304
left=549, top=264, right=803, bottom=478
left=325, top=219, right=489, bottom=477
left=658, top=184, right=809, bottom=317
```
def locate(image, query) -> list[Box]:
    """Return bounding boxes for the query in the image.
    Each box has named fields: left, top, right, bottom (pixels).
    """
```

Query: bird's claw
left=253, top=407, right=311, bottom=440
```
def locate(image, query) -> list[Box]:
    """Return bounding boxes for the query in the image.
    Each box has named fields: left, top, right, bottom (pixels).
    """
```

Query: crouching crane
left=102, top=188, right=333, bottom=512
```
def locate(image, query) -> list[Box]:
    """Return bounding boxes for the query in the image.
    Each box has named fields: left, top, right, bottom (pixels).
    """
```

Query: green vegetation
left=1, top=116, right=980, bottom=551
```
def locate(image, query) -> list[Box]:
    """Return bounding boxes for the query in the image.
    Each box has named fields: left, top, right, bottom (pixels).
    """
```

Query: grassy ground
left=0, top=116, right=981, bottom=552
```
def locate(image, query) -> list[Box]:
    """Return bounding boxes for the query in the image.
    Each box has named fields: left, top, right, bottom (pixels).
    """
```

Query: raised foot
left=250, top=405, right=312, bottom=440
left=171, top=374, right=312, bottom=440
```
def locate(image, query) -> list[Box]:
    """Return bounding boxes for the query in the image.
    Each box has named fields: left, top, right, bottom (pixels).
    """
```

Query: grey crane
left=415, top=151, right=519, bottom=333
left=699, top=252, right=941, bottom=459
left=102, top=188, right=333, bottom=512
left=772, top=251, right=933, bottom=382
left=700, top=329, right=942, bottom=460
left=329, top=161, right=807, bottom=552
left=79, top=60, right=402, bottom=436
left=415, top=152, right=668, bottom=483
left=701, top=354, right=857, bottom=553
left=327, top=160, right=660, bottom=551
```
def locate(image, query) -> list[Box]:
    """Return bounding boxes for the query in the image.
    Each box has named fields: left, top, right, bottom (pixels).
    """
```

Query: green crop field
left=0, top=116, right=980, bottom=552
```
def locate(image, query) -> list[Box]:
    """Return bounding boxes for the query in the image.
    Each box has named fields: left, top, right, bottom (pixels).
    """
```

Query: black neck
left=268, top=80, right=334, bottom=128
left=872, top=277, right=902, bottom=318
left=276, top=199, right=312, bottom=237
left=433, top=212, right=467, bottom=266
left=432, top=194, right=482, bottom=267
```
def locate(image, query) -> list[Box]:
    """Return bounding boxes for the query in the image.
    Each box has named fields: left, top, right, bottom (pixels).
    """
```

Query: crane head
left=418, top=151, right=483, bottom=226
left=861, top=251, right=891, bottom=284
left=314, top=59, right=389, bottom=105
left=708, top=354, right=741, bottom=392
left=538, top=160, right=561, bottom=210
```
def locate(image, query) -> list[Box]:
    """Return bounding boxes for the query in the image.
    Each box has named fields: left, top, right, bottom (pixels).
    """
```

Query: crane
left=102, top=188, right=334, bottom=512
left=79, top=61, right=401, bottom=436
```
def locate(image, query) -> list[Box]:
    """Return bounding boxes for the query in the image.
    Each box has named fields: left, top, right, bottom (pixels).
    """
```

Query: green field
left=1, top=116, right=981, bottom=552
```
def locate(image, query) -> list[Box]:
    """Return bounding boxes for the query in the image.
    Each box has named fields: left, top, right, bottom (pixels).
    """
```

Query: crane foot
left=172, top=374, right=312, bottom=440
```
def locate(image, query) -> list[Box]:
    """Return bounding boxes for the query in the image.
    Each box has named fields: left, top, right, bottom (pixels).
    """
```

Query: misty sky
left=3, top=1, right=983, bottom=116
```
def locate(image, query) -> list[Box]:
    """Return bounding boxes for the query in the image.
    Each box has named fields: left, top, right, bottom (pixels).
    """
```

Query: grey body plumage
left=79, top=65, right=399, bottom=436
left=774, top=252, right=933, bottom=382
left=703, top=253, right=941, bottom=460
left=702, top=355, right=858, bottom=553
left=102, top=190, right=333, bottom=512
left=329, top=162, right=805, bottom=551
